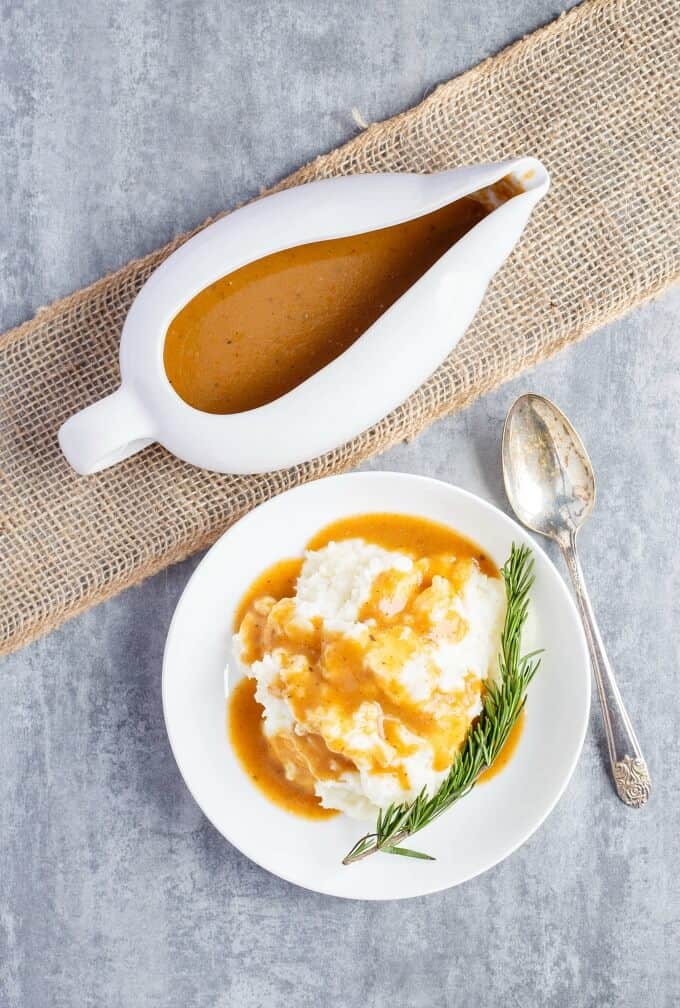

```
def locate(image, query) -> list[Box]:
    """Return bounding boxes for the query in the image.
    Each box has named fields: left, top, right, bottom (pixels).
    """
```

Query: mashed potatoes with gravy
left=232, top=539, right=505, bottom=820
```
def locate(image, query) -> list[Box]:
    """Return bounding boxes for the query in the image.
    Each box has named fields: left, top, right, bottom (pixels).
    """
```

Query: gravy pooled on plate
left=165, top=177, right=522, bottom=415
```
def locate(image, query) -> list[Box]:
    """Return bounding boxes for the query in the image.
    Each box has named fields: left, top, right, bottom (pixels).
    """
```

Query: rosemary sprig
left=342, top=542, right=541, bottom=865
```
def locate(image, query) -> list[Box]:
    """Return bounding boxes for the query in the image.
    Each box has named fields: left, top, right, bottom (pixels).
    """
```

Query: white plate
left=162, top=472, right=590, bottom=900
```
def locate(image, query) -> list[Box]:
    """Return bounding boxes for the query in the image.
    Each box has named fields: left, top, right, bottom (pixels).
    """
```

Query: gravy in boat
left=165, top=177, right=522, bottom=415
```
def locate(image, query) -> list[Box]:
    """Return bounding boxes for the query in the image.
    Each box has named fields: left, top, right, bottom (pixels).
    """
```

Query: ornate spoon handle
left=561, top=532, right=651, bottom=808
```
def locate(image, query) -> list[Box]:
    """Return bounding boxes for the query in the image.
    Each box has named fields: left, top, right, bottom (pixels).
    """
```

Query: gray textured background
left=1, top=2, right=678, bottom=1006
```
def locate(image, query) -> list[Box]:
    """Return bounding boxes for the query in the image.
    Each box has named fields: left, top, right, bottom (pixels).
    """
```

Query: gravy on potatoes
left=228, top=513, right=521, bottom=820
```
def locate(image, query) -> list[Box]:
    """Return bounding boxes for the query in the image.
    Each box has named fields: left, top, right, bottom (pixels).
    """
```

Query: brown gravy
left=229, top=676, right=338, bottom=820
left=477, top=707, right=525, bottom=784
left=306, top=512, right=499, bottom=579
left=229, top=513, right=523, bottom=819
left=165, top=177, right=522, bottom=414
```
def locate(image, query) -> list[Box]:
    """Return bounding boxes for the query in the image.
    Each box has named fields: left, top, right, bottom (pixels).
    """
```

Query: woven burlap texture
left=1, top=0, right=678, bottom=656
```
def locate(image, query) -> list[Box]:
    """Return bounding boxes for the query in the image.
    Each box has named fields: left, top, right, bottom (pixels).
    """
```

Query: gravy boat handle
left=58, top=385, right=155, bottom=475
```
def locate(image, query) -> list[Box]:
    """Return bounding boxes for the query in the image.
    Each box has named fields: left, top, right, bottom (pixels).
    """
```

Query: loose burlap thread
left=1, top=0, right=678, bottom=657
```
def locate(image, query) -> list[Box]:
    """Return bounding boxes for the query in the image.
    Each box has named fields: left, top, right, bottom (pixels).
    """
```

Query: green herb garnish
left=342, top=543, right=541, bottom=865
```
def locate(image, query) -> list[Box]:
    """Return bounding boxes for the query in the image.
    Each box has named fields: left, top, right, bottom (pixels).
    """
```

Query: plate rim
left=162, top=470, right=591, bottom=900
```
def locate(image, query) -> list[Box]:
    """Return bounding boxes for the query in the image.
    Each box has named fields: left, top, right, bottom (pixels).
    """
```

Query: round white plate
left=163, top=472, right=590, bottom=900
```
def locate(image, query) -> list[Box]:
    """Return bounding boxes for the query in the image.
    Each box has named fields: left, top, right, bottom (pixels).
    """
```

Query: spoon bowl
left=502, top=393, right=595, bottom=545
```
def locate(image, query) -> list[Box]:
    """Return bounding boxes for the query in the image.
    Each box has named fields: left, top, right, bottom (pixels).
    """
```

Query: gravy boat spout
left=58, top=156, right=549, bottom=475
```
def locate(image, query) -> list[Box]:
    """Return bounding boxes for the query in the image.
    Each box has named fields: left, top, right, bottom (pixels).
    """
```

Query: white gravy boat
left=59, top=156, right=549, bottom=475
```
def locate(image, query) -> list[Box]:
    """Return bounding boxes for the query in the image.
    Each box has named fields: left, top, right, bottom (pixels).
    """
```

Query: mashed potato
left=232, top=538, right=505, bottom=820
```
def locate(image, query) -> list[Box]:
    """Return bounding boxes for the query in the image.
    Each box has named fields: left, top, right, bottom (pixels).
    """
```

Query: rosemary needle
left=342, top=542, right=541, bottom=866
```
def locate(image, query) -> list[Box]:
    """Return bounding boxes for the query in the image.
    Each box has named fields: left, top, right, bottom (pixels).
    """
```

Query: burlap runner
left=1, top=0, right=678, bottom=657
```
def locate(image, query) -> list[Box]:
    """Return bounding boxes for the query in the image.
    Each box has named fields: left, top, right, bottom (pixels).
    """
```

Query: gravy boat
left=59, top=156, right=549, bottom=475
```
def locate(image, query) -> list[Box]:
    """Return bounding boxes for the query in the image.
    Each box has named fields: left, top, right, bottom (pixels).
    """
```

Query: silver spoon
left=502, top=393, right=651, bottom=808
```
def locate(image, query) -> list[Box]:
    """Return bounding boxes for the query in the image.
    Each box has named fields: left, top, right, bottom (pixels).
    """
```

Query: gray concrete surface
left=1, top=2, right=678, bottom=1006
